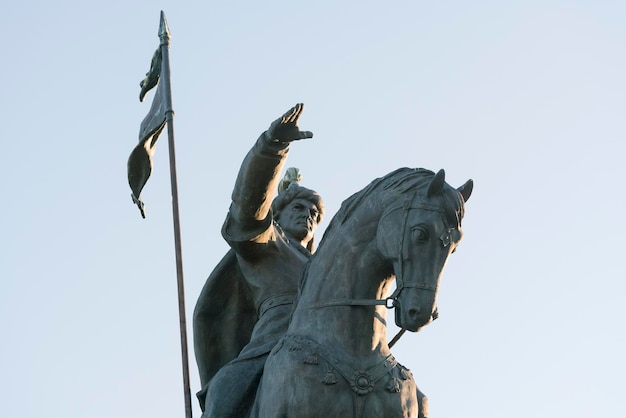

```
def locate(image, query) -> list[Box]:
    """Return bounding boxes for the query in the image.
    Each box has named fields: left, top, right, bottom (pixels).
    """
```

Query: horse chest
left=258, top=335, right=419, bottom=418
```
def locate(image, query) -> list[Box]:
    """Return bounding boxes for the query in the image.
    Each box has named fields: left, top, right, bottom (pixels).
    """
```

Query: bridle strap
left=398, top=282, right=438, bottom=292
left=307, top=297, right=396, bottom=310
left=381, top=196, right=415, bottom=301
left=306, top=282, right=437, bottom=310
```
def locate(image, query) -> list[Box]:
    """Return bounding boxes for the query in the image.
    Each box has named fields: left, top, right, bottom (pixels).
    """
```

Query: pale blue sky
left=1, top=1, right=625, bottom=417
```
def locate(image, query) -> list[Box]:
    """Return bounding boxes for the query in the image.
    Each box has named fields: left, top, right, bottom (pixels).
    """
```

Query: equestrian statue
left=193, top=104, right=473, bottom=418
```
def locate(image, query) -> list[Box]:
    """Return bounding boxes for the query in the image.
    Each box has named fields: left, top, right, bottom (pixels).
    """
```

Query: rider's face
left=276, top=198, right=319, bottom=246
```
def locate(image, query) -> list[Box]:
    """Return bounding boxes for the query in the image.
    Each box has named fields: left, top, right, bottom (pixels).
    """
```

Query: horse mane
left=316, top=167, right=465, bottom=253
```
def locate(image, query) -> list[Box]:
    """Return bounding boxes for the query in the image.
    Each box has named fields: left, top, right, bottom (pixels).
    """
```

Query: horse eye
left=412, top=227, right=429, bottom=244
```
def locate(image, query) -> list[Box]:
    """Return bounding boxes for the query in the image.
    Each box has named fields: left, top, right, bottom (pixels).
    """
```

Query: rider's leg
left=202, top=354, right=267, bottom=418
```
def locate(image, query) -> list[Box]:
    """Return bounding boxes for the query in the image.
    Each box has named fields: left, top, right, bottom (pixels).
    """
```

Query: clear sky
left=1, top=1, right=624, bottom=417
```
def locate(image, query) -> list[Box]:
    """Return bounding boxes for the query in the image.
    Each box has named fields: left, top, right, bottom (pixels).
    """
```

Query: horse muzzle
left=393, top=288, right=437, bottom=332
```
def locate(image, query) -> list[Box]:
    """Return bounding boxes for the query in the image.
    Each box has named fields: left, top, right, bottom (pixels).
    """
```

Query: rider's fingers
left=283, top=103, right=303, bottom=124
left=290, top=103, right=303, bottom=123
left=281, top=104, right=298, bottom=124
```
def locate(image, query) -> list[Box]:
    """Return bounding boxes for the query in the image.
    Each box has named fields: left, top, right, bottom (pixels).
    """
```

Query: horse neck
left=291, top=221, right=394, bottom=359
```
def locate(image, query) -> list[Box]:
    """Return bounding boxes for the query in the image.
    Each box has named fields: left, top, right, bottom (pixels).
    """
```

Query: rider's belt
left=259, top=293, right=297, bottom=317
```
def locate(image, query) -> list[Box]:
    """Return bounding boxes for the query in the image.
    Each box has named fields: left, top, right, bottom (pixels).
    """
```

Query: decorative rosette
left=350, top=371, right=374, bottom=395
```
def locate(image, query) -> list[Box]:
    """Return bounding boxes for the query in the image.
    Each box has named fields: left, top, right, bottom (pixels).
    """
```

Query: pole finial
left=159, top=11, right=171, bottom=46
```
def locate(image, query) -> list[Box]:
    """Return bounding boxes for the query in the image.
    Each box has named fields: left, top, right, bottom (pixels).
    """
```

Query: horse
left=250, top=167, right=473, bottom=418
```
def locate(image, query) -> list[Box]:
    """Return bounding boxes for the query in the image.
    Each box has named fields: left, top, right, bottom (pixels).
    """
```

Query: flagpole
left=158, top=11, right=193, bottom=418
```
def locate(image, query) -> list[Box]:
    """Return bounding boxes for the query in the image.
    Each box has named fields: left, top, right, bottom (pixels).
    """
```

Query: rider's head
left=272, top=184, right=324, bottom=252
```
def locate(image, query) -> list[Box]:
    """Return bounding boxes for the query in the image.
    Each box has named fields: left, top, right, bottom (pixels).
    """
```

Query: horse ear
left=457, top=179, right=473, bottom=202
left=427, top=169, right=446, bottom=197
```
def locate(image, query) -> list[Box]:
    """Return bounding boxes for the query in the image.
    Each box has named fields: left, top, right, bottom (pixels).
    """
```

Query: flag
left=125, top=12, right=193, bottom=418
left=128, top=47, right=167, bottom=218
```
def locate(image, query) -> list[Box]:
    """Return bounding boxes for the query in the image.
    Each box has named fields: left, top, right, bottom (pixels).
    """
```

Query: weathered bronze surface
left=193, top=104, right=472, bottom=418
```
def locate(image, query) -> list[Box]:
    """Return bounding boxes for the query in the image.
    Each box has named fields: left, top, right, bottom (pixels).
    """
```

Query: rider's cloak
left=193, top=249, right=257, bottom=392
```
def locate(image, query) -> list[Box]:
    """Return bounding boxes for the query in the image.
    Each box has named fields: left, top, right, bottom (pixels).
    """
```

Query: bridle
left=308, top=195, right=456, bottom=309
left=305, top=193, right=458, bottom=341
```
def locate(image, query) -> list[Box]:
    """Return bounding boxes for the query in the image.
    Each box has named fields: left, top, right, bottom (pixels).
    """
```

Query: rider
left=193, top=104, right=324, bottom=417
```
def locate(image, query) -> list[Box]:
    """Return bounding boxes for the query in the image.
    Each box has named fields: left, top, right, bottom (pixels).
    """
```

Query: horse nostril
left=408, top=308, right=421, bottom=319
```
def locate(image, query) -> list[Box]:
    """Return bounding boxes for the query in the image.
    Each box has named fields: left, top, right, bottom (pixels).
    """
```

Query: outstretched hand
left=266, top=103, right=313, bottom=144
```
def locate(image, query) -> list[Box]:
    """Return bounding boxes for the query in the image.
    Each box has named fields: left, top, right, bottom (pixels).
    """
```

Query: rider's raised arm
left=225, top=132, right=289, bottom=241
left=223, top=104, right=313, bottom=244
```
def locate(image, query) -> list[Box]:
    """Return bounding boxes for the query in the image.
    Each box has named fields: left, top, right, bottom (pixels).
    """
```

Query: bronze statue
left=194, top=104, right=473, bottom=418
left=193, top=104, right=325, bottom=417
left=252, top=167, right=472, bottom=418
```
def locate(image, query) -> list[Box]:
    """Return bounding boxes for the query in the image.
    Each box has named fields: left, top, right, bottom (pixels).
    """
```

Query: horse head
left=376, top=169, right=472, bottom=332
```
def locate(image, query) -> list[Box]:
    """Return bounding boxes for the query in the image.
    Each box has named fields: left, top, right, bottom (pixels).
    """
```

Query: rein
left=305, top=281, right=438, bottom=310
left=308, top=297, right=396, bottom=309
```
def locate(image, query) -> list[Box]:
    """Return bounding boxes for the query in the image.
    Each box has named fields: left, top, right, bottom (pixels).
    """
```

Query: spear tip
left=159, top=11, right=171, bottom=44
